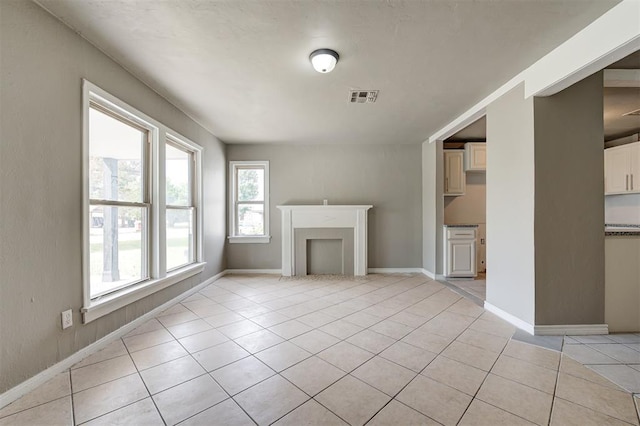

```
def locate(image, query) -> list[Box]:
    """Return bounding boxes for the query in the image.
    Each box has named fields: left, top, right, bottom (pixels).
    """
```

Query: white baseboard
left=534, top=324, right=609, bottom=336
left=0, top=270, right=226, bottom=410
left=224, top=269, right=282, bottom=275
left=421, top=269, right=436, bottom=279
left=484, top=302, right=535, bottom=335
left=367, top=268, right=425, bottom=274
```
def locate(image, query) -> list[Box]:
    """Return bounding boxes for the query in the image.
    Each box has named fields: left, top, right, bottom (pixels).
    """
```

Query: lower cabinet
left=443, top=226, right=477, bottom=278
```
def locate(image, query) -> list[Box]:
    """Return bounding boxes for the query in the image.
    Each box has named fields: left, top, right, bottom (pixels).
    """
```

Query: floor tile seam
left=499, top=352, right=561, bottom=373
left=231, top=371, right=314, bottom=425
left=168, top=385, right=248, bottom=425
left=166, top=326, right=216, bottom=341
left=466, top=397, right=541, bottom=426
left=134, top=353, right=203, bottom=375
left=71, top=369, right=145, bottom=396
left=472, top=390, right=552, bottom=426
left=634, top=394, right=640, bottom=425
left=450, top=331, right=516, bottom=426
left=209, top=362, right=278, bottom=398
left=0, top=392, right=73, bottom=422
left=75, top=394, right=151, bottom=426
left=452, top=333, right=509, bottom=355
left=368, top=398, right=445, bottom=426
left=583, top=343, right=640, bottom=364
left=70, top=342, right=129, bottom=370
left=556, top=364, right=629, bottom=393
left=551, top=394, right=639, bottom=425
left=484, top=366, right=558, bottom=398
left=121, top=331, right=172, bottom=426
left=203, top=371, right=262, bottom=426
left=278, top=365, right=346, bottom=399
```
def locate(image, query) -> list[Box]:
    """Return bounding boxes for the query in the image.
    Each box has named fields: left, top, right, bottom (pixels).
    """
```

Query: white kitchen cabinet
left=465, top=142, right=486, bottom=172
left=444, top=150, right=465, bottom=196
left=443, top=226, right=477, bottom=278
left=605, top=142, right=640, bottom=195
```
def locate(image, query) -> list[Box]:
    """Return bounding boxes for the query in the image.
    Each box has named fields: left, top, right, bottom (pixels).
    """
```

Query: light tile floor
left=444, top=273, right=486, bottom=302
left=1, top=273, right=639, bottom=425
left=563, top=334, right=640, bottom=394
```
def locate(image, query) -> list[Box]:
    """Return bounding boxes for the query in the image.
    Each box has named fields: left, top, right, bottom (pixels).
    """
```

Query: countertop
left=605, top=224, right=640, bottom=236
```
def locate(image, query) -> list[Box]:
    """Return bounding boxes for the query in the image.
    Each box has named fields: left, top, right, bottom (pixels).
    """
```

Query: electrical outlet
left=61, top=309, right=73, bottom=329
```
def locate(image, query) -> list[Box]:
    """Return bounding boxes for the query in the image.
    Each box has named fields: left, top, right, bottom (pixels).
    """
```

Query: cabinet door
left=444, top=151, right=465, bottom=195
left=465, top=143, right=486, bottom=171
left=605, top=146, right=631, bottom=194
left=448, top=240, right=476, bottom=277
left=630, top=143, right=640, bottom=192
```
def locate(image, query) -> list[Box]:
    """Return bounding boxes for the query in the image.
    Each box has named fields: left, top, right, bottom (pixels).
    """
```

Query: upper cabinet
left=465, top=142, right=486, bottom=172
left=605, top=142, right=640, bottom=195
left=444, top=150, right=465, bottom=196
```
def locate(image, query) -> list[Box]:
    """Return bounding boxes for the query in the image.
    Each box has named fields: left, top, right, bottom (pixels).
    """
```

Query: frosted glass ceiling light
left=310, top=49, right=339, bottom=73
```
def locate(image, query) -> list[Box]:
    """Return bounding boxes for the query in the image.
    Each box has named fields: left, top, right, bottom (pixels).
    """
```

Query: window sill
left=81, top=262, right=206, bottom=323
left=227, top=235, right=271, bottom=244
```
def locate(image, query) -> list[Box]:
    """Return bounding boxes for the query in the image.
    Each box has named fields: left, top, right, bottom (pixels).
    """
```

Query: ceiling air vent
left=349, top=90, right=378, bottom=104
left=623, top=108, right=640, bottom=116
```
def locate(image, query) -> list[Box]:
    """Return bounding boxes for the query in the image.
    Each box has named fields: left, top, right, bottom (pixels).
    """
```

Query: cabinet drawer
left=447, top=228, right=476, bottom=240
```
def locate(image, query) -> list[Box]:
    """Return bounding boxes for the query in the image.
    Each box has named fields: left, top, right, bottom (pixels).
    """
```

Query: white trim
left=82, top=263, right=206, bottom=323
left=534, top=324, right=609, bottom=336
left=484, top=302, right=535, bottom=335
left=367, top=268, right=425, bottom=274
left=228, top=161, right=270, bottom=242
left=228, top=236, right=271, bottom=244
left=421, top=269, right=436, bottom=279
left=224, top=269, right=282, bottom=275
left=0, top=270, right=226, bottom=411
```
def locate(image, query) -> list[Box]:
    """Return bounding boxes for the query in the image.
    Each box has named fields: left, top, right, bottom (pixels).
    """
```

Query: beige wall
left=533, top=71, right=604, bottom=325
left=486, top=83, right=536, bottom=325
left=226, top=144, right=423, bottom=270
left=0, top=1, right=226, bottom=392
left=605, top=235, right=640, bottom=332
left=444, top=172, right=486, bottom=225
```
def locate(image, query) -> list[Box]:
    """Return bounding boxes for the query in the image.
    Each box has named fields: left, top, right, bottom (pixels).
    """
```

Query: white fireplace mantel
left=277, top=205, right=373, bottom=276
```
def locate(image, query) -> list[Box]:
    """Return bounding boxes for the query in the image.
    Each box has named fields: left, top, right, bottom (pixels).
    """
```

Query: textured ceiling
left=447, top=50, right=640, bottom=143
left=36, top=0, right=621, bottom=145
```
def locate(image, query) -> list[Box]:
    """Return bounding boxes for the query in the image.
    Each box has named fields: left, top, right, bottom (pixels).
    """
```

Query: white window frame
left=82, top=80, right=205, bottom=323
left=228, top=161, right=271, bottom=244
left=165, top=135, right=199, bottom=271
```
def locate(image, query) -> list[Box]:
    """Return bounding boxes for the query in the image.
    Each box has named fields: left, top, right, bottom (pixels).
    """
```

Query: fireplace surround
left=277, top=205, right=373, bottom=276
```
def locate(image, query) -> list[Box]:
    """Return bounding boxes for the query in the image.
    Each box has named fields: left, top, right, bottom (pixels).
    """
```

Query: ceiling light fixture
left=310, top=49, right=339, bottom=73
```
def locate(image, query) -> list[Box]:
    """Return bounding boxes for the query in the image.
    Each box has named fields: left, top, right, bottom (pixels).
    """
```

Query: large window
left=88, top=104, right=150, bottom=298
left=83, top=80, right=204, bottom=322
left=228, top=161, right=270, bottom=243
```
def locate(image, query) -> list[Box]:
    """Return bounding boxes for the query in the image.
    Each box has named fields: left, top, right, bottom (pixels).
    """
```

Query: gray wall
left=0, top=1, right=226, bottom=392
left=422, top=140, right=444, bottom=275
left=533, top=72, right=604, bottom=325
left=486, top=83, right=536, bottom=325
left=226, top=144, right=422, bottom=270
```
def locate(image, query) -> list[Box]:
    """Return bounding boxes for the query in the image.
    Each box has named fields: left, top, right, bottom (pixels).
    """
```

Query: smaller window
left=166, top=139, right=196, bottom=270
left=228, top=161, right=270, bottom=243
